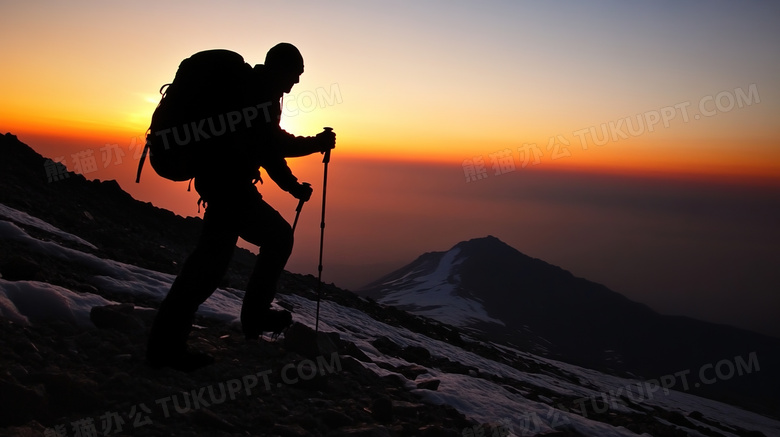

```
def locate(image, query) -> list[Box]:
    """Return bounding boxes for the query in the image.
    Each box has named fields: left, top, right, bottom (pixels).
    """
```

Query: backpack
left=135, top=49, right=253, bottom=183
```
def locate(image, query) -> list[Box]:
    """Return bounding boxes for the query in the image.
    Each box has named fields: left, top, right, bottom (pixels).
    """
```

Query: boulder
left=284, top=322, right=339, bottom=358
left=89, top=303, right=145, bottom=332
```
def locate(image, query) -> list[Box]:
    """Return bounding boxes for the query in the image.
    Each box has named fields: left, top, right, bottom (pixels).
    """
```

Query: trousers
left=147, top=183, right=293, bottom=353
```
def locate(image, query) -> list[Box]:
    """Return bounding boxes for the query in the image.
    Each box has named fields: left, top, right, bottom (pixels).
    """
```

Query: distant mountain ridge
left=359, top=235, right=780, bottom=415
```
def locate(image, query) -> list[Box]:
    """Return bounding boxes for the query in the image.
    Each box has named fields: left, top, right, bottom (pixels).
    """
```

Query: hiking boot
left=147, top=347, right=215, bottom=372
left=243, top=308, right=293, bottom=340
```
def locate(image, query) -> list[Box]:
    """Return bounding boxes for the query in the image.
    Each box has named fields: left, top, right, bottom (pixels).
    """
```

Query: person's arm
left=273, top=127, right=336, bottom=158
left=260, top=148, right=312, bottom=200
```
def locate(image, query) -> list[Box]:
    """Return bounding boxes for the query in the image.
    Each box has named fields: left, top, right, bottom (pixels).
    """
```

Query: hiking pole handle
left=291, top=183, right=310, bottom=235
left=296, top=182, right=310, bottom=212
left=322, top=127, right=333, bottom=164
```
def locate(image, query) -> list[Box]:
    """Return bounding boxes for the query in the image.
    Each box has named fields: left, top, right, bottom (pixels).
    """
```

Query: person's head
left=264, top=43, right=304, bottom=94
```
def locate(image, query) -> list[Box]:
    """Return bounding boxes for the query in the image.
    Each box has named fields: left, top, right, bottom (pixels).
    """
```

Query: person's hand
left=291, top=182, right=312, bottom=202
left=316, top=128, right=336, bottom=152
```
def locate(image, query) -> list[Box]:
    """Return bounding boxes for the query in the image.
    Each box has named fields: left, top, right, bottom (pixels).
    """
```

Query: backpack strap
left=135, top=130, right=151, bottom=183
left=136, top=84, right=169, bottom=183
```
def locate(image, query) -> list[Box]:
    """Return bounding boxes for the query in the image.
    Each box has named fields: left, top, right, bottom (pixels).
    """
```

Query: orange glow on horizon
left=7, top=122, right=780, bottom=191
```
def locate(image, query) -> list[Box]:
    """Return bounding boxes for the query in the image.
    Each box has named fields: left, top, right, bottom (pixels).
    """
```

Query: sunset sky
left=2, top=1, right=779, bottom=337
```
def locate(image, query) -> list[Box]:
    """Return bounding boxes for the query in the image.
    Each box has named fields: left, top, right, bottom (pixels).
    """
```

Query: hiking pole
left=291, top=183, right=310, bottom=235
left=315, top=127, right=332, bottom=334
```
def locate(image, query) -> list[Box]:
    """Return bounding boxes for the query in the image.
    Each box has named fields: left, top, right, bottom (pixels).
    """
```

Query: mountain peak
left=455, top=234, right=504, bottom=247
left=452, top=235, right=517, bottom=256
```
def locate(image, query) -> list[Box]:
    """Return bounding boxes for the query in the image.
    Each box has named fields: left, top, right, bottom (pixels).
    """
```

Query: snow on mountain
left=359, top=236, right=780, bottom=420
left=0, top=203, right=97, bottom=250
left=369, top=247, right=505, bottom=328
left=3, top=202, right=780, bottom=436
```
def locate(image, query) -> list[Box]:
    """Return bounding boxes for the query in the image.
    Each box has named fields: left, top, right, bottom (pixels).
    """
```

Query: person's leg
left=146, top=203, right=239, bottom=368
left=238, top=192, right=294, bottom=338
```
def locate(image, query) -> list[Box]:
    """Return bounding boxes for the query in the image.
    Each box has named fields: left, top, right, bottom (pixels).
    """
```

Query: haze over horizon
left=2, top=1, right=779, bottom=338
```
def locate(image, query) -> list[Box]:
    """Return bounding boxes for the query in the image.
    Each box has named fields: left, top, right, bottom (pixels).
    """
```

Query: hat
left=265, top=43, right=304, bottom=74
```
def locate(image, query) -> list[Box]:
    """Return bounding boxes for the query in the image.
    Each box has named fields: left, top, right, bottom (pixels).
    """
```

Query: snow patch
left=1, top=215, right=243, bottom=325
left=0, top=203, right=97, bottom=249
left=376, top=248, right=505, bottom=327
left=0, top=279, right=114, bottom=327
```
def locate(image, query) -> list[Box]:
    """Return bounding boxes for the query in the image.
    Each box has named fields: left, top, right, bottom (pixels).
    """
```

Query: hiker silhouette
left=146, top=43, right=336, bottom=371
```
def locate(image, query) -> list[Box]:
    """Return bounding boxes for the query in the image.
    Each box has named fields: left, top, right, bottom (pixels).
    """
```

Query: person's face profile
left=282, top=73, right=300, bottom=93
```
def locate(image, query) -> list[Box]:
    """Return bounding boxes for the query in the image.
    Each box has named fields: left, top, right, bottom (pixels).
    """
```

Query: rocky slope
left=2, top=133, right=778, bottom=437
left=0, top=133, right=478, bottom=436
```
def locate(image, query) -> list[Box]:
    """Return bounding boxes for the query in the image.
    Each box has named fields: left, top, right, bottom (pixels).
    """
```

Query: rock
left=283, top=359, right=331, bottom=391
left=131, top=306, right=157, bottom=328
left=291, top=412, right=321, bottom=431
left=71, top=282, right=99, bottom=295
left=371, top=397, right=393, bottom=423
left=396, top=364, right=429, bottom=380
left=391, top=400, right=424, bottom=418
left=0, top=420, right=47, bottom=437
left=0, top=379, right=46, bottom=426
left=318, top=408, right=355, bottom=429
left=416, top=379, right=441, bottom=391
left=272, top=423, right=310, bottom=437
left=380, top=373, right=408, bottom=388
left=113, top=353, right=133, bottom=361
left=0, top=256, right=40, bottom=281
left=340, top=356, right=380, bottom=385
left=27, top=371, right=102, bottom=415
left=399, top=345, right=431, bottom=365
left=370, top=339, right=432, bottom=366
left=89, top=303, right=145, bottom=332
left=284, top=322, right=339, bottom=358
left=192, top=408, right=237, bottom=432
left=325, top=331, right=341, bottom=347
left=371, top=337, right=402, bottom=356
left=5, top=363, right=29, bottom=380
left=432, top=357, right=478, bottom=376
left=341, top=339, right=372, bottom=363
